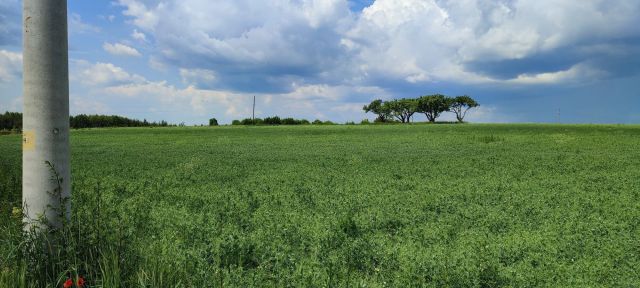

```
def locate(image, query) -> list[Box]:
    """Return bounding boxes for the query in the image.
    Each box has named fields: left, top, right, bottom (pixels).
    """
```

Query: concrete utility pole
left=23, top=0, right=71, bottom=229
left=252, top=95, right=256, bottom=125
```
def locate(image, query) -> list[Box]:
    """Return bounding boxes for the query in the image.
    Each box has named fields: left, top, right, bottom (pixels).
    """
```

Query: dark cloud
left=465, top=37, right=640, bottom=80
left=490, top=75, right=640, bottom=123
left=584, top=39, right=640, bottom=79
left=464, top=52, right=581, bottom=80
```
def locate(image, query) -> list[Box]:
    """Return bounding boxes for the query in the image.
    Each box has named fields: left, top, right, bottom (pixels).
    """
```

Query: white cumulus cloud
left=0, top=50, right=22, bottom=82
left=179, top=68, right=216, bottom=87
left=131, top=29, right=147, bottom=42
left=69, top=13, right=100, bottom=34
left=74, top=61, right=146, bottom=86
left=103, top=42, right=142, bottom=57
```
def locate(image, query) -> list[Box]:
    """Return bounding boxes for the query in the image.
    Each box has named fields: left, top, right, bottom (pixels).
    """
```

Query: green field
left=1, top=124, right=640, bottom=287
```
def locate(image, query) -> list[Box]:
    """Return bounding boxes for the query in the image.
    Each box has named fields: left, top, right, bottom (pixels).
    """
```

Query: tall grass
left=0, top=162, right=193, bottom=287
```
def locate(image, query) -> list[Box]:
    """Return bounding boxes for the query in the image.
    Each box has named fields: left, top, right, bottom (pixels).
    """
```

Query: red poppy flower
left=63, top=278, right=73, bottom=288
left=77, top=276, right=86, bottom=287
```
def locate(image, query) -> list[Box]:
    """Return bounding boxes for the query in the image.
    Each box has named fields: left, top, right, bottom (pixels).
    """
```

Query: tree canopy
left=417, top=94, right=451, bottom=123
left=363, top=99, right=391, bottom=123
left=449, top=95, right=479, bottom=123
left=385, top=98, right=418, bottom=123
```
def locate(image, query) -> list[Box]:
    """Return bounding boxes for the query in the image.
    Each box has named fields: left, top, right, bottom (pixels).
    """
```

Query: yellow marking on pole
left=23, top=131, right=36, bottom=151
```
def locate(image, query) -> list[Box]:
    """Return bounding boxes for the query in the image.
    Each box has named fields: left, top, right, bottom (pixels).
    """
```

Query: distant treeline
left=70, top=114, right=172, bottom=128
left=2, top=94, right=479, bottom=131
left=231, top=116, right=335, bottom=126
left=0, top=111, right=173, bottom=131
left=0, top=112, right=21, bottom=131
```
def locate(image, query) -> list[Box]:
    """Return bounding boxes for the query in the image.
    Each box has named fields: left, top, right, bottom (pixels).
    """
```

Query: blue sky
left=1, top=0, right=640, bottom=124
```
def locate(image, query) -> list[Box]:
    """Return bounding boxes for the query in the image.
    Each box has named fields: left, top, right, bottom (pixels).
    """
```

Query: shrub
left=236, top=118, right=264, bottom=125
left=240, top=118, right=257, bottom=125
left=373, top=117, right=387, bottom=124
left=263, top=116, right=282, bottom=125
left=281, top=118, right=299, bottom=125
left=231, top=117, right=308, bottom=125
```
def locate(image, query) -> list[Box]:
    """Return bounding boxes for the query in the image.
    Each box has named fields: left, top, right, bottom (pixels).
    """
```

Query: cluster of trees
left=230, top=116, right=336, bottom=126
left=363, top=95, right=479, bottom=123
left=0, top=112, right=21, bottom=131
left=0, top=112, right=173, bottom=130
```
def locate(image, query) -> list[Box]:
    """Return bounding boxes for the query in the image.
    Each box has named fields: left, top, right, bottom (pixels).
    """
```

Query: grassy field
left=1, top=124, right=639, bottom=287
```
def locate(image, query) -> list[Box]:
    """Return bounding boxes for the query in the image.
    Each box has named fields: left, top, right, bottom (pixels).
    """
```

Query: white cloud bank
left=114, top=0, right=640, bottom=90
left=349, top=0, right=640, bottom=84
left=65, top=58, right=388, bottom=123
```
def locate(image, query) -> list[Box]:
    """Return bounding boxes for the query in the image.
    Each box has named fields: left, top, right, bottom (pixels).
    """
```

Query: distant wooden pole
left=252, top=95, right=256, bottom=125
